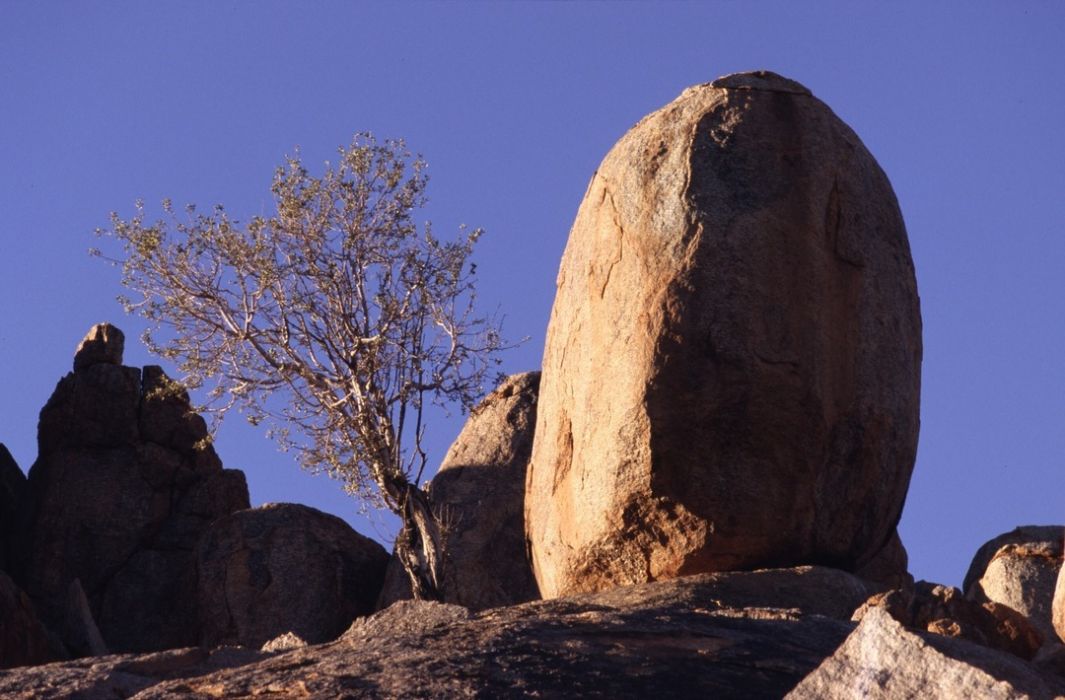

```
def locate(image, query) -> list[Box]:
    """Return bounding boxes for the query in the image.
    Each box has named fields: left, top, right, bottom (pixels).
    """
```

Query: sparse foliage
left=93, top=133, right=508, bottom=598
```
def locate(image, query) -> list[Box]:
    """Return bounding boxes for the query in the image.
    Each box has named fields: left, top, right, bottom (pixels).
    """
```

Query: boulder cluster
left=0, top=324, right=388, bottom=667
left=1, top=71, right=1063, bottom=697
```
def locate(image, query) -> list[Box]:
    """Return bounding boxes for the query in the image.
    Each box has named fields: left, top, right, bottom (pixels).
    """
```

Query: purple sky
left=2, top=3, right=1063, bottom=587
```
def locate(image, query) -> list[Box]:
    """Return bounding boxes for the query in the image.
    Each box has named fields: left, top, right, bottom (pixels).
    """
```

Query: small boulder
left=197, top=503, right=389, bottom=649
left=260, top=632, right=307, bottom=653
left=789, top=606, right=1065, bottom=699
left=963, top=525, right=1063, bottom=644
left=853, top=581, right=1044, bottom=661
left=377, top=372, right=541, bottom=610
left=72, top=323, right=124, bottom=371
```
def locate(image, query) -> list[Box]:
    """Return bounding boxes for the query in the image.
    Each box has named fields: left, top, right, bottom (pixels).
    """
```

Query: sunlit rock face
left=527, top=71, right=922, bottom=598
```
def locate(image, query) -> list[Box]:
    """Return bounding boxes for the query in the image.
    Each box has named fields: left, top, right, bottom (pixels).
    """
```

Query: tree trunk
left=393, top=482, right=446, bottom=601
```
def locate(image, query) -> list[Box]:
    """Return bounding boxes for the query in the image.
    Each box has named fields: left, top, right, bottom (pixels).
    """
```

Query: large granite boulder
left=377, top=372, right=541, bottom=610
left=196, top=503, right=389, bottom=649
left=22, top=324, right=249, bottom=654
left=789, top=607, right=1065, bottom=699
left=0, top=566, right=879, bottom=698
left=964, top=525, right=1063, bottom=644
left=527, top=70, right=922, bottom=598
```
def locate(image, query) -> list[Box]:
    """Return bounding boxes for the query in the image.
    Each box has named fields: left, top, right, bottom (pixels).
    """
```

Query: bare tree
left=93, top=134, right=507, bottom=600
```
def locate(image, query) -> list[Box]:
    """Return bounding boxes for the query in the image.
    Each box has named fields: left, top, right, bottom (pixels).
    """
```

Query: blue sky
left=2, top=2, right=1062, bottom=587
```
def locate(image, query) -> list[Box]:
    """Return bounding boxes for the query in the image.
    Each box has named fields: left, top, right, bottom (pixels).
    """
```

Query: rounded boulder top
left=73, top=323, right=125, bottom=371
left=708, top=70, right=812, bottom=94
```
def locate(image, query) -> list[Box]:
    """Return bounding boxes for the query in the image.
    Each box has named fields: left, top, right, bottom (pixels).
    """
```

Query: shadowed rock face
left=196, top=503, right=388, bottom=649
left=377, top=372, right=541, bottom=610
left=0, top=571, right=56, bottom=669
left=527, top=70, right=922, bottom=598
left=21, top=324, right=249, bottom=654
left=0, top=443, right=29, bottom=575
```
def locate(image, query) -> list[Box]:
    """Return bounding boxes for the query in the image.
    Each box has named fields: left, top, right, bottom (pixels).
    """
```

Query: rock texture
left=22, top=324, right=250, bottom=654
left=789, top=607, right=1065, bottom=699
left=0, top=566, right=872, bottom=698
left=0, top=646, right=266, bottom=698
left=527, top=70, right=922, bottom=598
left=964, top=525, right=1063, bottom=643
left=853, top=581, right=1044, bottom=661
left=196, top=503, right=388, bottom=649
left=0, top=570, right=57, bottom=669
left=378, top=372, right=541, bottom=610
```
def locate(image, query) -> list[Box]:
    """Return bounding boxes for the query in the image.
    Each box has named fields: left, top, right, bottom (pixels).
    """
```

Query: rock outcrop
left=789, top=607, right=1065, bottom=699
left=377, top=372, right=541, bottom=610
left=853, top=581, right=1044, bottom=661
left=196, top=503, right=388, bottom=649
left=0, top=566, right=873, bottom=698
left=963, top=525, right=1063, bottom=644
left=22, top=323, right=250, bottom=654
left=527, top=70, right=922, bottom=598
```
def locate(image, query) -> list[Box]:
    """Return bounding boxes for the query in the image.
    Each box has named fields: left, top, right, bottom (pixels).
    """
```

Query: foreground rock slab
left=0, top=566, right=870, bottom=698
left=527, top=70, right=922, bottom=598
left=788, top=607, right=1065, bottom=699
left=0, top=646, right=265, bottom=698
